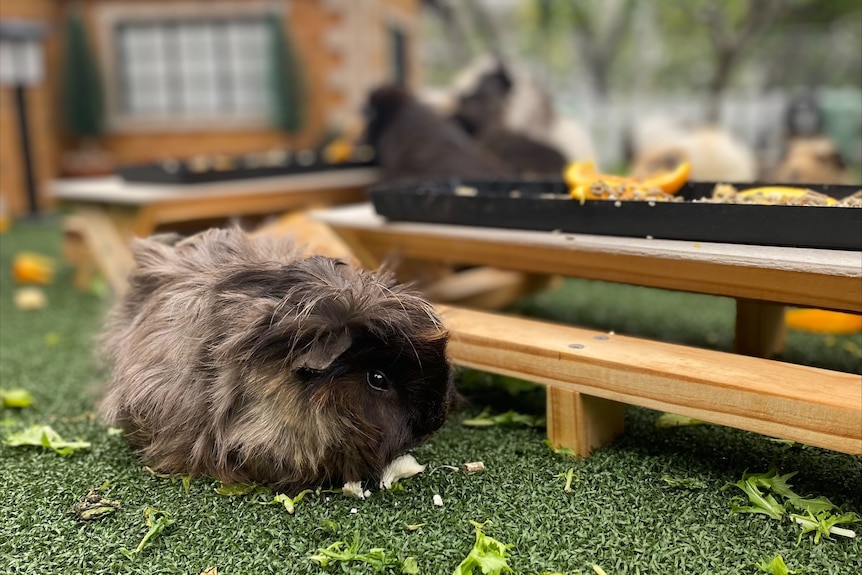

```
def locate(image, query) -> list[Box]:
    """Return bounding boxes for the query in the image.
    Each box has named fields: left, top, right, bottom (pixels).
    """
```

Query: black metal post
left=14, top=83, right=39, bottom=216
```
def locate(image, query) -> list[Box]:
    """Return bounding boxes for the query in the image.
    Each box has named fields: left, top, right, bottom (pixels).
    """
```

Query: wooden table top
left=315, top=203, right=862, bottom=313
left=50, top=169, right=381, bottom=205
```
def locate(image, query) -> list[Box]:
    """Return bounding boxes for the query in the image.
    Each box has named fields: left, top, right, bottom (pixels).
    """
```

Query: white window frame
left=96, top=1, right=286, bottom=133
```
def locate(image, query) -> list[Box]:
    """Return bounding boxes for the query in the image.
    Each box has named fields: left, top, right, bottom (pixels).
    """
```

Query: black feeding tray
left=117, top=152, right=377, bottom=185
left=368, top=179, right=862, bottom=251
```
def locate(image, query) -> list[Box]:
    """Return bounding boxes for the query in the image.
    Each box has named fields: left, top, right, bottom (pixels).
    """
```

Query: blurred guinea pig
left=362, top=84, right=514, bottom=183
left=770, top=137, right=852, bottom=185
left=98, top=227, right=457, bottom=492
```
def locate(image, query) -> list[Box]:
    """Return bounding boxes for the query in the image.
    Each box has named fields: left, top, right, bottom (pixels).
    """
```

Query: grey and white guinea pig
left=98, top=227, right=457, bottom=492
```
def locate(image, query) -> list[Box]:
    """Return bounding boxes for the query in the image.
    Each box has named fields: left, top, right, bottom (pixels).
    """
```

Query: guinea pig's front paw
left=342, top=481, right=371, bottom=500
left=378, top=454, right=427, bottom=490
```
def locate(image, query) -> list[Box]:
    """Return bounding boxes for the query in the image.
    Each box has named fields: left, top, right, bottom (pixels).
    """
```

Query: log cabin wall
left=0, top=0, right=60, bottom=216
left=0, top=0, right=420, bottom=217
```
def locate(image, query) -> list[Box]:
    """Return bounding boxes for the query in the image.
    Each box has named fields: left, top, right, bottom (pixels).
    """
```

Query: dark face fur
left=451, top=66, right=513, bottom=136
left=99, top=228, right=456, bottom=492
left=359, top=84, right=513, bottom=182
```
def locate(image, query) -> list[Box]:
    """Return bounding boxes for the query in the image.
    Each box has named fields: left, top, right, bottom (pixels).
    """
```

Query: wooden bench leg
left=62, top=226, right=96, bottom=292
left=735, top=298, right=786, bottom=358
left=546, top=387, right=626, bottom=456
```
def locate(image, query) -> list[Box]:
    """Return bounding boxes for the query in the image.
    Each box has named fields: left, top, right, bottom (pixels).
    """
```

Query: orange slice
left=637, top=161, right=690, bottom=194
left=565, top=160, right=691, bottom=200
left=785, top=309, right=862, bottom=334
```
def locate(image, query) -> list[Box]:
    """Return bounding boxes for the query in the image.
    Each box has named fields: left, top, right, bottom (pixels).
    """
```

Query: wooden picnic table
left=50, top=169, right=378, bottom=297
left=314, top=202, right=862, bottom=457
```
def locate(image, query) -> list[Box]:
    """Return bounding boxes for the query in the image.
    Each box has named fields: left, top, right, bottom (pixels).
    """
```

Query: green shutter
left=268, top=13, right=305, bottom=133
left=60, top=8, right=103, bottom=137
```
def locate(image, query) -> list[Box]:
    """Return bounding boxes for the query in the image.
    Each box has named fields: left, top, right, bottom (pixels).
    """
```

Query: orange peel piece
left=322, top=138, right=354, bottom=164
left=565, top=160, right=691, bottom=200
left=12, top=252, right=55, bottom=285
left=785, top=309, right=862, bottom=334
left=637, top=161, right=691, bottom=194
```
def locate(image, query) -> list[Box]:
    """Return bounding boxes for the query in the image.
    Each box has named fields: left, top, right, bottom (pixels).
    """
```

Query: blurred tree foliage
left=519, top=0, right=861, bottom=104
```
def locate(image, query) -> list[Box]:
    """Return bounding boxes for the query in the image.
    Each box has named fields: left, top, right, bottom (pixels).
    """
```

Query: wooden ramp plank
left=422, top=267, right=557, bottom=311
left=436, top=305, right=862, bottom=455
left=63, top=209, right=136, bottom=299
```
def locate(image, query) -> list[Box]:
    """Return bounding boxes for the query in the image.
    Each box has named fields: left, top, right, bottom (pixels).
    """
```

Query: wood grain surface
left=437, top=305, right=862, bottom=455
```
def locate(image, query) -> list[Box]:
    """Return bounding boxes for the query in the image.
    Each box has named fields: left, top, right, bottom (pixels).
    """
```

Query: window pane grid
left=115, top=17, right=271, bottom=121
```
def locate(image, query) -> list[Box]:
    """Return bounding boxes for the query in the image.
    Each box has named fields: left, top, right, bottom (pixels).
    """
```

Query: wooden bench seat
left=437, top=305, right=862, bottom=456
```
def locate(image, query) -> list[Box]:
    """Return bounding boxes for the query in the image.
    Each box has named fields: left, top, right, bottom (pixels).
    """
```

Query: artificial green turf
left=1, top=218, right=861, bottom=575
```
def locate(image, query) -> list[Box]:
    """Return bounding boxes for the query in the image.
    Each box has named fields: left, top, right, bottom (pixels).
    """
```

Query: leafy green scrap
left=542, top=439, right=578, bottom=458
left=729, top=468, right=860, bottom=541
left=453, top=520, right=513, bottom=575
left=4, top=424, right=91, bottom=456
left=309, top=530, right=417, bottom=573
left=261, top=489, right=314, bottom=515
left=462, top=407, right=545, bottom=428
left=120, top=507, right=175, bottom=559
left=555, top=467, right=577, bottom=493
left=143, top=466, right=192, bottom=495
left=756, top=555, right=797, bottom=574
left=729, top=475, right=786, bottom=521
left=790, top=510, right=860, bottom=543
left=1, top=388, right=33, bottom=408
left=214, top=482, right=271, bottom=498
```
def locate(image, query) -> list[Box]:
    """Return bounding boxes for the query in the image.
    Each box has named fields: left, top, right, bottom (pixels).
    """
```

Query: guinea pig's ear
left=292, top=329, right=352, bottom=372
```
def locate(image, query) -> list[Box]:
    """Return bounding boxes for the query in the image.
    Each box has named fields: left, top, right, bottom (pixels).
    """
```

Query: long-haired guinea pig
left=98, top=227, right=456, bottom=492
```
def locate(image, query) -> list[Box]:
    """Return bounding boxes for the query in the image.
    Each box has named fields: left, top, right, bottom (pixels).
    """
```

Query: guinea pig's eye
left=366, top=370, right=389, bottom=392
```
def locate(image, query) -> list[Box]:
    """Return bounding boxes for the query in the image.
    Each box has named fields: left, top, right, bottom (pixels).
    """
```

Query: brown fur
left=771, top=137, right=852, bottom=185
left=629, top=127, right=758, bottom=183
left=98, top=228, right=456, bottom=492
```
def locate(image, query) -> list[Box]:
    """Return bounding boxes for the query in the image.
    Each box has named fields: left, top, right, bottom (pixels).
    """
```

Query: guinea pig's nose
left=446, top=385, right=465, bottom=414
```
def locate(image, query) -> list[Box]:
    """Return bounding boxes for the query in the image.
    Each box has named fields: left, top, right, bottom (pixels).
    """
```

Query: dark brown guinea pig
left=98, top=227, right=456, bottom=492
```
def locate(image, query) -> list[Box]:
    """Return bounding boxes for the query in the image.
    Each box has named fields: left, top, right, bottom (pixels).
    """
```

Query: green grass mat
left=1, top=219, right=860, bottom=574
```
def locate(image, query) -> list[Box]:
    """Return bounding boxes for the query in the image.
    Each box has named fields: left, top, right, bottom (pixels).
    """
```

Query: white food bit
left=379, top=454, right=427, bottom=490
left=342, top=481, right=366, bottom=500
left=454, top=185, right=479, bottom=197
left=363, top=490, right=371, bottom=499
left=432, top=494, right=444, bottom=507
left=14, top=287, right=47, bottom=311
left=350, top=508, right=358, bottom=514
left=265, top=149, right=289, bottom=166
left=614, top=200, right=622, bottom=208
left=646, top=235, right=654, bottom=240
